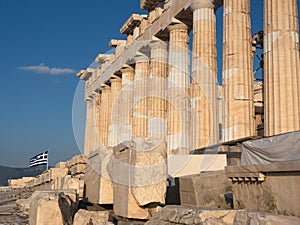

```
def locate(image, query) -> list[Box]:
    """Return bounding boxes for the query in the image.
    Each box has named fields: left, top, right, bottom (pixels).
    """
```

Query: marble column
left=86, top=95, right=99, bottom=154
left=94, top=93, right=102, bottom=150
left=86, top=91, right=114, bottom=205
left=98, top=85, right=111, bottom=148
left=84, top=99, right=92, bottom=156
left=148, top=39, right=168, bottom=143
left=117, top=66, right=135, bottom=144
left=108, top=76, right=122, bottom=147
left=130, top=49, right=167, bottom=207
left=190, top=1, right=219, bottom=149
left=132, top=54, right=150, bottom=141
left=264, top=0, right=300, bottom=136
left=222, top=0, right=255, bottom=142
left=167, top=22, right=191, bottom=155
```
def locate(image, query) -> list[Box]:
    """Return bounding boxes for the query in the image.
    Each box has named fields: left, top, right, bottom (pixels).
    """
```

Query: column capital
left=134, top=52, right=150, bottom=63
left=86, top=92, right=97, bottom=101
left=101, top=84, right=111, bottom=92
left=167, top=21, right=189, bottom=32
left=120, top=65, right=135, bottom=74
left=190, top=0, right=223, bottom=11
left=110, top=75, right=121, bottom=83
left=149, top=37, right=168, bottom=50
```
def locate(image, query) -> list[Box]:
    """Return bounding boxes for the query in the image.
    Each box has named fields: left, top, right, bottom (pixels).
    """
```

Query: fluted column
left=98, top=85, right=111, bottom=148
left=85, top=95, right=98, bottom=154
left=108, top=76, right=122, bottom=147
left=190, top=1, right=219, bottom=149
left=264, top=0, right=300, bottom=136
left=94, top=93, right=102, bottom=149
left=132, top=54, right=150, bottom=141
left=222, top=0, right=255, bottom=142
left=148, top=39, right=168, bottom=143
left=117, top=66, right=135, bottom=144
left=130, top=46, right=167, bottom=207
left=84, top=99, right=92, bottom=155
left=167, top=22, right=191, bottom=155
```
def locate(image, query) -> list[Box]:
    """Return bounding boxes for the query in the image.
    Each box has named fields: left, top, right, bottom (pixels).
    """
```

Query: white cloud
left=19, top=63, right=75, bottom=75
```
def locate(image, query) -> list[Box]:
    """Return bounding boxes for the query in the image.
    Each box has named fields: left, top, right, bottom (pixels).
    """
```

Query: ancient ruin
left=5, top=0, right=300, bottom=224
left=74, top=0, right=300, bottom=220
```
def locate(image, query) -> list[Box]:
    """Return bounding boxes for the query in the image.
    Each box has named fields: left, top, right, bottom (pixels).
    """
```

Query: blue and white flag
left=29, top=151, right=48, bottom=167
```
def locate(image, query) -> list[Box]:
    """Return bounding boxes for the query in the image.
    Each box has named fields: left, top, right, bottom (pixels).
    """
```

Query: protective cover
left=241, top=130, right=300, bottom=165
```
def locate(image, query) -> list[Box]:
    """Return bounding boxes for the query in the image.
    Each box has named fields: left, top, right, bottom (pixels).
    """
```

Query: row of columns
left=84, top=0, right=300, bottom=156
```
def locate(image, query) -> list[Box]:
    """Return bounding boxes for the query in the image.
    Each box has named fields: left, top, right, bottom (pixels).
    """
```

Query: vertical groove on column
left=95, top=94, right=101, bottom=150
left=108, top=77, right=122, bottom=147
left=191, top=7, right=219, bottom=149
left=167, top=23, right=191, bottom=155
left=264, top=0, right=300, bottom=136
left=149, top=40, right=168, bottom=143
left=222, top=0, right=255, bottom=142
left=117, top=67, right=135, bottom=144
left=91, top=97, right=98, bottom=152
left=130, top=45, right=168, bottom=207
left=132, top=60, right=150, bottom=140
left=99, top=86, right=111, bottom=148
left=84, top=100, right=92, bottom=155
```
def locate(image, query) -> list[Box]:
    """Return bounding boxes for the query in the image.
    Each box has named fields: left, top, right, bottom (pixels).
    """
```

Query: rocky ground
left=0, top=188, right=33, bottom=225
left=0, top=188, right=146, bottom=225
left=2, top=188, right=300, bottom=225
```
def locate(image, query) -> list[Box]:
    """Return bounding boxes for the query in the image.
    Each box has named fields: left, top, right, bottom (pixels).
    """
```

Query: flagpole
left=46, top=146, right=49, bottom=171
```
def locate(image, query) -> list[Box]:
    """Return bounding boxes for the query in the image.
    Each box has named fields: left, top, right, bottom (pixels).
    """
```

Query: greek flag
left=29, top=151, right=48, bottom=167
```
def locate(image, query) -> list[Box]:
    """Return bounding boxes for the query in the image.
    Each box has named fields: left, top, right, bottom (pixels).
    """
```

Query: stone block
left=26, top=178, right=35, bottom=188
left=69, top=163, right=86, bottom=176
left=40, top=171, right=50, bottom=184
left=233, top=211, right=300, bottom=225
left=10, top=177, right=34, bottom=189
left=49, top=168, right=68, bottom=181
left=0, top=186, right=10, bottom=192
left=66, top=154, right=86, bottom=168
left=130, top=140, right=167, bottom=206
left=61, top=175, right=85, bottom=199
left=16, top=198, right=31, bottom=215
left=84, top=150, right=114, bottom=204
left=84, top=164, right=100, bottom=203
left=29, top=190, right=78, bottom=225
left=50, top=169, right=69, bottom=190
left=35, top=182, right=51, bottom=191
left=55, top=161, right=66, bottom=169
left=145, top=206, right=238, bottom=225
left=226, top=161, right=300, bottom=217
left=168, top=154, right=227, bottom=177
left=112, top=142, right=150, bottom=219
left=179, top=170, right=233, bottom=208
left=34, top=175, right=42, bottom=187
left=73, top=209, right=109, bottom=225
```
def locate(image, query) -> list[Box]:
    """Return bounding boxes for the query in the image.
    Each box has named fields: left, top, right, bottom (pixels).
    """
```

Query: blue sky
left=0, top=1, right=297, bottom=167
left=0, top=0, right=144, bottom=167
